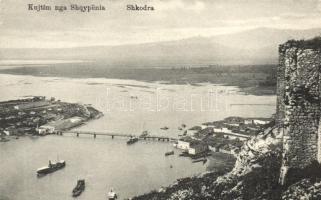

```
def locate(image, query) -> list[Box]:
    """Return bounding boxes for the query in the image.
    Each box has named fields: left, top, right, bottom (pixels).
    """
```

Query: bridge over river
left=57, top=130, right=178, bottom=142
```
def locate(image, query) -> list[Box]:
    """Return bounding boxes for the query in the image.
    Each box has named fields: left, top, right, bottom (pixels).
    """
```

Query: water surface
left=0, top=74, right=276, bottom=200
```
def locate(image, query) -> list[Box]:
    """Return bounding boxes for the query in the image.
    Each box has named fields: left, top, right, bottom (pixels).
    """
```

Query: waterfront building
left=176, top=136, right=198, bottom=150
left=188, top=143, right=208, bottom=155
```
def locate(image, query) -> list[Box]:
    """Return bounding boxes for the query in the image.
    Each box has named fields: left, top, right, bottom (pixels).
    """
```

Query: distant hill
left=1, top=27, right=320, bottom=66
left=212, top=27, right=321, bottom=50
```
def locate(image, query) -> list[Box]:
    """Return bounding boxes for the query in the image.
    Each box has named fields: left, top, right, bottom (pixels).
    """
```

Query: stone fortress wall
left=276, top=38, right=321, bottom=184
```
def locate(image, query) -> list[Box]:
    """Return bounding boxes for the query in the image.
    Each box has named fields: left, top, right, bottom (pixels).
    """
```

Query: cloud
left=316, top=0, right=321, bottom=13
left=1, top=0, right=321, bottom=48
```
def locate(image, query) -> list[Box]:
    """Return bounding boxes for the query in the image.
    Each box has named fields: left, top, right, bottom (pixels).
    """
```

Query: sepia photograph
left=1, top=0, right=321, bottom=199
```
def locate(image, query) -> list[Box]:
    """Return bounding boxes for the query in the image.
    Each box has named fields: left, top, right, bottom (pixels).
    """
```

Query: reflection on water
left=0, top=74, right=276, bottom=200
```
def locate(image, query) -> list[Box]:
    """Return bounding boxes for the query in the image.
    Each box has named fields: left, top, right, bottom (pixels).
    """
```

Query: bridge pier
left=94, top=134, right=96, bottom=139
left=76, top=133, right=79, bottom=137
left=112, top=135, right=114, bottom=139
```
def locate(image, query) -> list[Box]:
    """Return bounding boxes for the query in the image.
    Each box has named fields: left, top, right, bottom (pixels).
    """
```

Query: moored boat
left=160, top=126, right=169, bottom=130
left=107, top=189, right=118, bottom=200
left=139, top=130, right=149, bottom=138
left=179, top=151, right=189, bottom=157
left=165, top=151, right=174, bottom=156
left=72, top=179, right=85, bottom=197
left=127, top=137, right=138, bottom=145
left=37, top=160, right=65, bottom=176
left=190, top=151, right=211, bottom=160
left=192, top=158, right=207, bottom=164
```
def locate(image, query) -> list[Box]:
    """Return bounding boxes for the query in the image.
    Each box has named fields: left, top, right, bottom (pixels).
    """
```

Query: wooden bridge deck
left=59, top=130, right=178, bottom=142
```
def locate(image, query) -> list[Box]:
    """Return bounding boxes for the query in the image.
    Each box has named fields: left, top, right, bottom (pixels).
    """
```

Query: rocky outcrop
left=282, top=179, right=321, bottom=200
left=133, top=124, right=321, bottom=200
left=200, top=127, right=282, bottom=200
left=133, top=127, right=284, bottom=200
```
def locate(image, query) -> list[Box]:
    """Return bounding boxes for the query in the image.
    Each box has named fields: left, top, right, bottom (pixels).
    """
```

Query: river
left=0, top=73, right=276, bottom=200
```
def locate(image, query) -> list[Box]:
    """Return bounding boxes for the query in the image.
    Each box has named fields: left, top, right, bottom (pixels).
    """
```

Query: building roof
left=198, top=127, right=214, bottom=135
left=39, top=125, right=55, bottom=129
left=179, top=136, right=201, bottom=146
left=201, top=122, right=215, bottom=126
left=179, top=136, right=195, bottom=143
left=190, top=142, right=207, bottom=149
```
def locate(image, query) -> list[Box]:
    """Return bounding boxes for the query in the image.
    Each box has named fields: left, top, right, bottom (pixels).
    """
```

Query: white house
left=176, top=136, right=197, bottom=150
left=214, top=127, right=232, bottom=134
left=37, top=125, right=55, bottom=135
left=253, top=119, right=271, bottom=125
left=225, top=123, right=240, bottom=127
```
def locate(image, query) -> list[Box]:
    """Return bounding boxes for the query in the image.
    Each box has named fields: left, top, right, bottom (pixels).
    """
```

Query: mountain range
left=1, top=27, right=321, bottom=66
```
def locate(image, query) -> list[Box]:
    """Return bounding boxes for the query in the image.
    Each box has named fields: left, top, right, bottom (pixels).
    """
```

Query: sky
left=1, top=0, right=321, bottom=48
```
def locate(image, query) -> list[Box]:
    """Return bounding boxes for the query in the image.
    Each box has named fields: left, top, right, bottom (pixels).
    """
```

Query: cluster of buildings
left=0, top=96, right=101, bottom=136
left=175, top=116, right=272, bottom=156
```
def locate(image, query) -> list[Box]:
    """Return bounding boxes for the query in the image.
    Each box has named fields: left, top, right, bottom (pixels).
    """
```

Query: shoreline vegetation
left=0, top=63, right=277, bottom=96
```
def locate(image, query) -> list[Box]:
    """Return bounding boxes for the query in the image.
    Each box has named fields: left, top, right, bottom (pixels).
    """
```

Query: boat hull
left=127, top=137, right=138, bottom=145
left=165, top=151, right=174, bottom=156
left=72, top=179, right=85, bottom=197
left=37, top=161, right=66, bottom=176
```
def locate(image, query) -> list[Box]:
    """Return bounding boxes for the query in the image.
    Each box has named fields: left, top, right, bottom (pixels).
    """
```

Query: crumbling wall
left=276, top=45, right=286, bottom=130
left=277, top=40, right=321, bottom=184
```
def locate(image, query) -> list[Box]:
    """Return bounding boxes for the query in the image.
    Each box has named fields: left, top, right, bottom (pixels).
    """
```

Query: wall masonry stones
left=277, top=40, right=321, bottom=184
